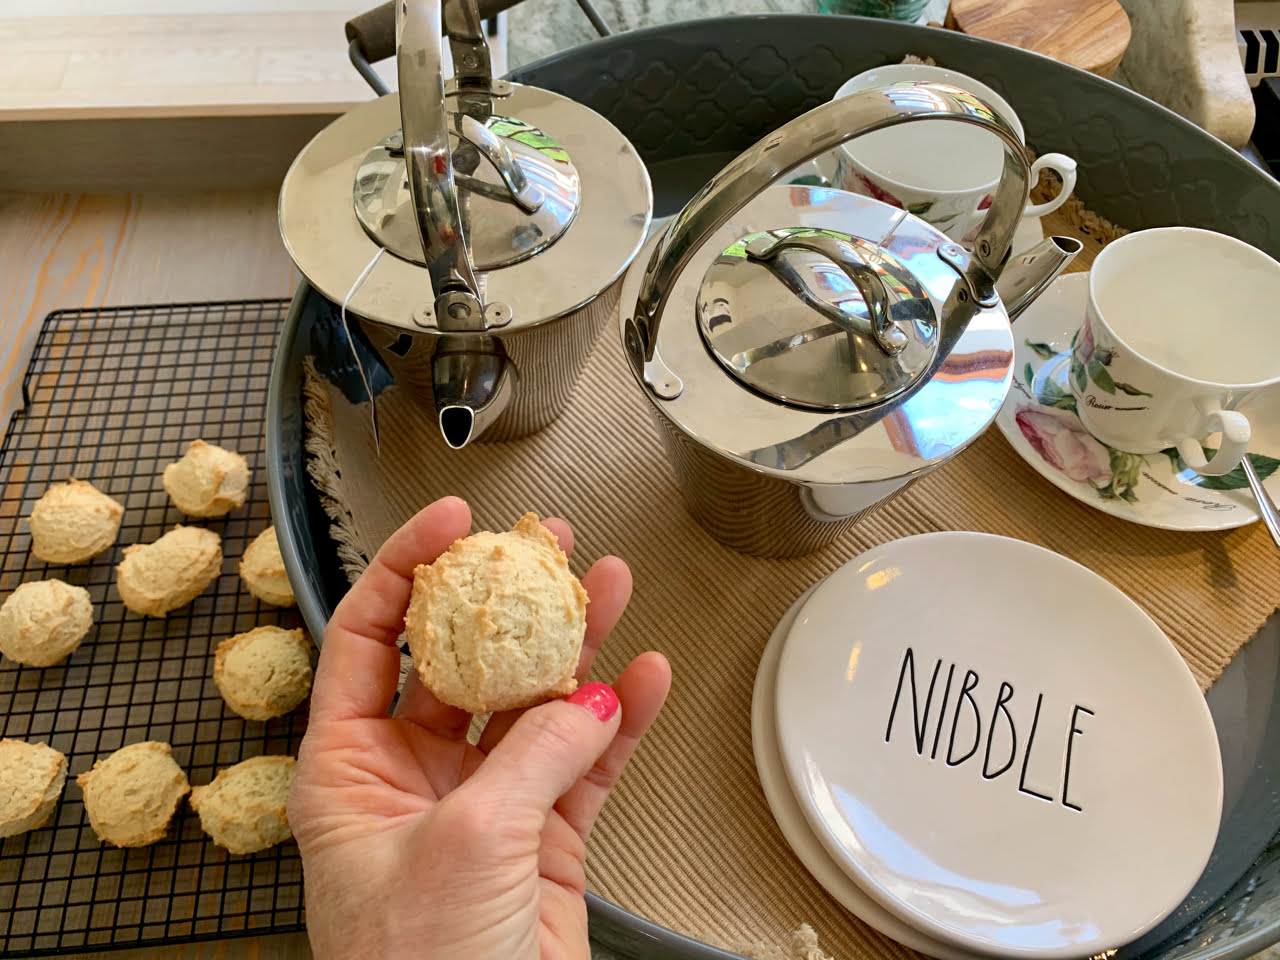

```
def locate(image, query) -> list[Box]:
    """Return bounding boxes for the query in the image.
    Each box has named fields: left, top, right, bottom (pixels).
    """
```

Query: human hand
left=288, top=496, right=672, bottom=960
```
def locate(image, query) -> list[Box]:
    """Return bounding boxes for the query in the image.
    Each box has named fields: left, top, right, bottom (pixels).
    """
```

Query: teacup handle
left=1176, top=410, right=1251, bottom=477
left=1023, top=153, right=1078, bottom=220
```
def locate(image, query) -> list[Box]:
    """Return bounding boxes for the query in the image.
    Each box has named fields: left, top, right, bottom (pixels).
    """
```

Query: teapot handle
left=743, top=230, right=906, bottom=357
left=623, top=82, right=1031, bottom=397
left=397, top=0, right=512, bottom=329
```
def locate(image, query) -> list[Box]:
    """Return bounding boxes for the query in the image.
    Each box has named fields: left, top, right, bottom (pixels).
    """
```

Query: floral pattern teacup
left=1070, top=227, right=1280, bottom=477
left=831, top=64, right=1077, bottom=245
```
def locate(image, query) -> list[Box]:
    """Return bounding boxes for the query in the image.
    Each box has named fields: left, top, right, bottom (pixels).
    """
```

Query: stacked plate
left=752, top=532, right=1224, bottom=959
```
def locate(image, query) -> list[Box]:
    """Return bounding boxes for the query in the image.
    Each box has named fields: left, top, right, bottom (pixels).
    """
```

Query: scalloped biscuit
left=239, top=526, right=294, bottom=607
left=77, top=741, right=189, bottom=847
left=213, top=626, right=312, bottom=721
left=190, top=755, right=296, bottom=855
left=0, top=739, right=67, bottom=838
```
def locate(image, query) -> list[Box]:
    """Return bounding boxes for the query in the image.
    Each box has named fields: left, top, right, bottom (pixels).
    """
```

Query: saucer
left=752, top=585, right=982, bottom=960
left=774, top=532, right=1223, bottom=959
left=996, top=272, right=1280, bottom=531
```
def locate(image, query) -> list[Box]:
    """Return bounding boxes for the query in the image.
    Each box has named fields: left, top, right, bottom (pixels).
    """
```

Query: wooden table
left=0, top=189, right=309, bottom=960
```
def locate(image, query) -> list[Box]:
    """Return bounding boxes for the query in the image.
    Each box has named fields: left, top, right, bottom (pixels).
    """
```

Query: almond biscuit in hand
left=404, top=512, right=588, bottom=715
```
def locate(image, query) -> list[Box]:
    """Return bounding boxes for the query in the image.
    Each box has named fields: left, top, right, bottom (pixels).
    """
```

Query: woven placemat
left=299, top=197, right=1280, bottom=959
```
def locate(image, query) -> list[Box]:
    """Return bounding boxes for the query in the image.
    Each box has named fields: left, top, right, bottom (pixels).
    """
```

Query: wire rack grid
left=0, top=299, right=308, bottom=956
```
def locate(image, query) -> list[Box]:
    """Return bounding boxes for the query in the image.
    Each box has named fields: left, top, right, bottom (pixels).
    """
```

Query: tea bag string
left=341, top=246, right=386, bottom=456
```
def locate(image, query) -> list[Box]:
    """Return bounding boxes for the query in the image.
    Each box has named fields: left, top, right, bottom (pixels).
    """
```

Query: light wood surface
left=0, top=0, right=506, bottom=122
left=0, top=2, right=507, bottom=194
left=945, top=0, right=1132, bottom=77
left=0, top=7, right=379, bottom=121
left=0, top=2, right=375, bottom=193
left=0, top=191, right=298, bottom=432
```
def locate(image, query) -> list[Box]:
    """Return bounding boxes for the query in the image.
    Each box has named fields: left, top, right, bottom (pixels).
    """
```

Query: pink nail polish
left=567, top=682, right=619, bottom=722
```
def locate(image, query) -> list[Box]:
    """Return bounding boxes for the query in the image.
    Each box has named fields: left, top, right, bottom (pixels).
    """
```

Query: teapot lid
left=278, top=0, right=650, bottom=335
left=696, top=227, right=939, bottom=410
left=352, top=117, right=581, bottom=272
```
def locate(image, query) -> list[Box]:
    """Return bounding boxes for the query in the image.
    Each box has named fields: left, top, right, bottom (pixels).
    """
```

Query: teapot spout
left=995, top=236, right=1084, bottom=321
left=431, top=336, right=517, bottom=449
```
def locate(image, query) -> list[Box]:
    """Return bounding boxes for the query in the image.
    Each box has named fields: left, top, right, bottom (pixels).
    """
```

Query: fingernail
left=567, top=682, right=619, bottom=722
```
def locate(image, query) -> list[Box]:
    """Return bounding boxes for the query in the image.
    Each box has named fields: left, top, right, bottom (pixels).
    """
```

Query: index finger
left=311, top=496, right=472, bottom=724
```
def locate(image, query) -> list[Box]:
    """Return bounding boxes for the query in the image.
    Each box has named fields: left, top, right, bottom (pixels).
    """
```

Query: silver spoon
left=1242, top=455, right=1280, bottom=549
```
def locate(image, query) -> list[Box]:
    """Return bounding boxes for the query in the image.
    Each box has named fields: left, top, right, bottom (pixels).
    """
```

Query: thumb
left=465, top=683, right=621, bottom=815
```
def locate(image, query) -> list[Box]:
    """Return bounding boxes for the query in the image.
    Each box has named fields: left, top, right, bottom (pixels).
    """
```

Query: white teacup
left=832, top=64, right=1078, bottom=244
left=1071, top=227, right=1280, bottom=476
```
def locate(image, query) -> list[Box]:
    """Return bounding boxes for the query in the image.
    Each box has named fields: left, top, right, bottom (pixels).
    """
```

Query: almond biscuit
left=238, top=526, right=294, bottom=607
left=116, top=525, right=222, bottom=617
left=163, top=439, right=250, bottom=518
left=213, top=626, right=312, bottom=721
left=27, top=478, right=123, bottom=564
left=404, top=513, right=588, bottom=715
left=0, top=579, right=93, bottom=667
left=190, top=755, right=296, bottom=855
left=0, top=739, right=67, bottom=837
left=77, top=741, right=189, bottom=847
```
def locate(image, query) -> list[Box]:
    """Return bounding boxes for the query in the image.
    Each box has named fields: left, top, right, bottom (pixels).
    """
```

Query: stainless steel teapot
left=279, top=0, right=652, bottom=447
left=619, top=82, right=1081, bottom=557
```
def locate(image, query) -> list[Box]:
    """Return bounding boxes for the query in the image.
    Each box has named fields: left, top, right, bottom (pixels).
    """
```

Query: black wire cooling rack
left=0, top=299, right=307, bottom=956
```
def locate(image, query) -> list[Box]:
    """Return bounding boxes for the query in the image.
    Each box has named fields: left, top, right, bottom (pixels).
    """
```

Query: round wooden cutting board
left=945, top=0, right=1131, bottom=78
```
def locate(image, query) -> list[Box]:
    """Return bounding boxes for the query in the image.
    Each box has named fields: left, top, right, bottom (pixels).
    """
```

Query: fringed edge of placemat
left=1045, top=194, right=1129, bottom=245
left=302, top=357, right=370, bottom=584
left=304, top=359, right=456, bottom=698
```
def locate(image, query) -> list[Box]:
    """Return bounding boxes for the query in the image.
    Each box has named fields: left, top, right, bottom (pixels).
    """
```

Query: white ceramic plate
left=752, top=585, right=983, bottom=960
left=996, top=272, right=1280, bottom=531
left=774, top=532, right=1223, bottom=959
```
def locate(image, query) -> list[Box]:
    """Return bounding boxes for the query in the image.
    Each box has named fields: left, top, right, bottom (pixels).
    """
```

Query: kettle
left=279, top=0, right=652, bottom=447
left=619, top=82, right=1081, bottom=557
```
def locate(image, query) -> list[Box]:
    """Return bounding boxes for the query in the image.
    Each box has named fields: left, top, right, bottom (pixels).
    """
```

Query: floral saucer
left=995, top=272, right=1280, bottom=531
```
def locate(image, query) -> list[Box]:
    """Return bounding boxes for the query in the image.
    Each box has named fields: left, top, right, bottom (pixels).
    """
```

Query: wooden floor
left=64, top=932, right=312, bottom=960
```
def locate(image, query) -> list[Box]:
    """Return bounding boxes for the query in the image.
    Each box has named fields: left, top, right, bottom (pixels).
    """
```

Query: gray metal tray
left=268, top=15, right=1280, bottom=960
